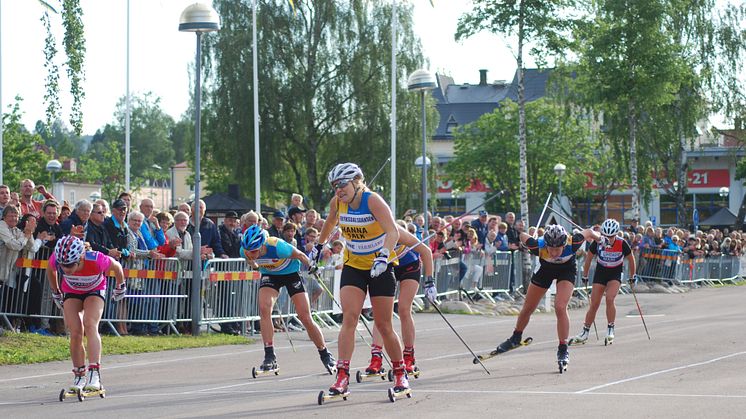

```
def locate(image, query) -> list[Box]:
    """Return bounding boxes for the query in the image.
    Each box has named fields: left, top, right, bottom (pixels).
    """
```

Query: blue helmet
left=241, top=225, right=266, bottom=252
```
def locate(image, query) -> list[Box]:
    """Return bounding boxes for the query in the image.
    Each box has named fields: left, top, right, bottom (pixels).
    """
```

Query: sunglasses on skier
left=332, top=180, right=350, bottom=190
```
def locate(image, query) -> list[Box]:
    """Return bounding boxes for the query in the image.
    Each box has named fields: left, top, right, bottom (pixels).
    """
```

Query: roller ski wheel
left=387, top=369, right=394, bottom=382
left=568, top=337, right=587, bottom=346
left=318, top=389, right=350, bottom=405
left=387, top=387, right=412, bottom=402
left=604, top=336, right=613, bottom=346
left=325, top=364, right=337, bottom=375
left=409, top=366, right=421, bottom=379
left=558, top=360, right=568, bottom=373
left=474, top=337, right=533, bottom=363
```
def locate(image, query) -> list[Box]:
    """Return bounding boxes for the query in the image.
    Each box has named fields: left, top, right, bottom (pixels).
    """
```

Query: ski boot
left=318, top=361, right=350, bottom=405
left=557, top=344, right=569, bottom=373
left=605, top=324, right=615, bottom=346
left=319, top=348, right=336, bottom=375
left=356, top=348, right=386, bottom=382
left=84, top=364, right=102, bottom=391
left=568, top=326, right=590, bottom=346
left=475, top=333, right=533, bottom=363
left=387, top=361, right=412, bottom=402
left=59, top=366, right=87, bottom=402
left=403, top=347, right=420, bottom=379
left=252, top=347, right=279, bottom=378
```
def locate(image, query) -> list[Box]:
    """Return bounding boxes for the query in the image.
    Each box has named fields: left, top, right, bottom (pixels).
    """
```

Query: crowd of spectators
left=2, top=181, right=743, bottom=336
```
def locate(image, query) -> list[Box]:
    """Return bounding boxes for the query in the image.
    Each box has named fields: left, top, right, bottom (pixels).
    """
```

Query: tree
left=201, top=0, right=427, bottom=212
left=569, top=0, right=688, bottom=222
left=456, top=0, right=579, bottom=227
left=446, top=98, right=594, bottom=214
left=69, top=93, right=175, bottom=196
left=2, top=98, right=55, bottom=190
left=39, top=0, right=87, bottom=135
left=34, top=119, right=86, bottom=158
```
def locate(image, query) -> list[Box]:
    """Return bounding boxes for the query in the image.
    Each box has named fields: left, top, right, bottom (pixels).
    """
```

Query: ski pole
left=392, top=190, right=506, bottom=264
left=581, top=276, right=599, bottom=340
left=549, top=206, right=584, bottom=230
left=630, top=275, right=651, bottom=340
left=277, top=297, right=296, bottom=352
left=367, top=156, right=391, bottom=187
left=533, top=192, right=552, bottom=238
left=430, top=302, right=490, bottom=375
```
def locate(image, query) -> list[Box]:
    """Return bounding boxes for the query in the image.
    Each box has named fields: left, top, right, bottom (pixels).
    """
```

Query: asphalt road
left=2, top=285, right=745, bottom=418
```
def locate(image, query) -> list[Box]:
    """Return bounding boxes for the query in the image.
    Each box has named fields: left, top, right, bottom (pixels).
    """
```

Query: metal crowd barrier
left=3, top=240, right=743, bottom=335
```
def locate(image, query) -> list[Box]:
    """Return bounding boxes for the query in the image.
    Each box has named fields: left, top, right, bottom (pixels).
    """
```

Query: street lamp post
left=179, top=3, right=220, bottom=336
left=554, top=163, right=566, bottom=212
left=408, top=69, right=436, bottom=229
left=46, top=159, right=62, bottom=196
left=719, top=186, right=729, bottom=205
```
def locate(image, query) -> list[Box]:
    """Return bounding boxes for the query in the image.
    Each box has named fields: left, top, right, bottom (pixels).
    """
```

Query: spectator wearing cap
left=471, top=210, right=490, bottom=246
left=219, top=211, right=241, bottom=258
left=267, top=210, right=285, bottom=238
left=58, top=201, right=71, bottom=224
left=288, top=207, right=306, bottom=251
left=104, top=198, right=131, bottom=261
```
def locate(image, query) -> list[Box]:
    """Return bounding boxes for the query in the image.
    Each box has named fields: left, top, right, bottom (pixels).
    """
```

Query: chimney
left=479, top=69, right=488, bottom=85
left=227, top=184, right=240, bottom=200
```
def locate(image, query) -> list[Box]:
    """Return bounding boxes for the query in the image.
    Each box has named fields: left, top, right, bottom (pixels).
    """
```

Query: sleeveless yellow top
left=338, top=191, right=396, bottom=270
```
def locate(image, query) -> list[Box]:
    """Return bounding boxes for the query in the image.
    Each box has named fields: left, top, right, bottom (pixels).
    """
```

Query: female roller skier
left=240, top=225, right=336, bottom=374
left=47, top=235, right=126, bottom=392
left=315, top=162, right=408, bottom=398
left=493, top=224, right=599, bottom=371
left=569, top=218, right=636, bottom=346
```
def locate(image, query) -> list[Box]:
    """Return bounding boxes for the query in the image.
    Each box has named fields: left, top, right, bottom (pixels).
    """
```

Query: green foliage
left=61, top=0, right=86, bottom=135
left=68, top=93, right=175, bottom=201
left=39, top=0, right=87, bottom=135
left=0, top=333, right=251, bottom=365
left=201, top=0, right=427, bottom=213
left=446, top=98, right=593, bottom=212
left=34, top=119, right=86, bottom=158
left=1, top=99, right=54, bottom=189
left=41, top=10, right=60, bottom=128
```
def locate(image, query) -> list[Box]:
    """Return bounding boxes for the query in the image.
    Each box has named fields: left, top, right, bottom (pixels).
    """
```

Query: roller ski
left=318, top=363, right=350, bottom=405
left=557, top=344, right=569, bottom=374
left=604, top=325, right=614, bottom=346
left=319, top=348, right=337, bottom=375
left=387, top=362, right=412, bottom=403
left=474, top=335, right=533, bottom=363
left=568, top=326, right=590, bottom=346
left=252, top=348, right=279, bottom=378
left=59, top=366, right=105, bottom=402
left=356, top=351, right=387, bottom=382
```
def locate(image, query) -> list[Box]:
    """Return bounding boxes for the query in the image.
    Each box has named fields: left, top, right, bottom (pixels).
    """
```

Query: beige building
left=170, top=161, right=209, bottom=209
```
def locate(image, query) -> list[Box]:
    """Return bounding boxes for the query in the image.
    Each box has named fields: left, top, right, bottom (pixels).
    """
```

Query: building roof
left=433, top=68, right=552, bottom=139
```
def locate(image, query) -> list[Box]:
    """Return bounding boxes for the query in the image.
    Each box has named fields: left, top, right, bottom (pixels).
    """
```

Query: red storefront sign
left=437, top=178, right=490, bottom=193
left=584, top=169, right=730, bottom=190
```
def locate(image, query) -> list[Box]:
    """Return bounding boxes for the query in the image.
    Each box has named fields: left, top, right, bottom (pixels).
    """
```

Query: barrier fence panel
left=481, top=251, right=513, bottom=300
left=202, top=258, right=260, bottom=332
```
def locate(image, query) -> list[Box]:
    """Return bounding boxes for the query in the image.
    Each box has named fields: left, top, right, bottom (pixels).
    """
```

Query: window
left=445, top=116, right=458, bottom=134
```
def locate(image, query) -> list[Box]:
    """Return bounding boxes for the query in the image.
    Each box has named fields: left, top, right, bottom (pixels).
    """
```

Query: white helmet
left=601, top=219, right=620, bottom=237
left=543, top=224, right=568, bottom=247
left=327, top=163, right=363, bottom=186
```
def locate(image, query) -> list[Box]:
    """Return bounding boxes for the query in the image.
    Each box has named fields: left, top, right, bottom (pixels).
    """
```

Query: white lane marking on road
left=576, top=350, right=746, bottom=394
left=625, top=314, right=665, bottom=317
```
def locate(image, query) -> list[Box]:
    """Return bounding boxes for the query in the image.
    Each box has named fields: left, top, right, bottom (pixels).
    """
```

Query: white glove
left=52, top=290, right=64, bottom=310
left=370, top=248, right=390, bottom=278
left=424, top=276, right=437, bottom=303
left=113, top=284, right=127, bottom=302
